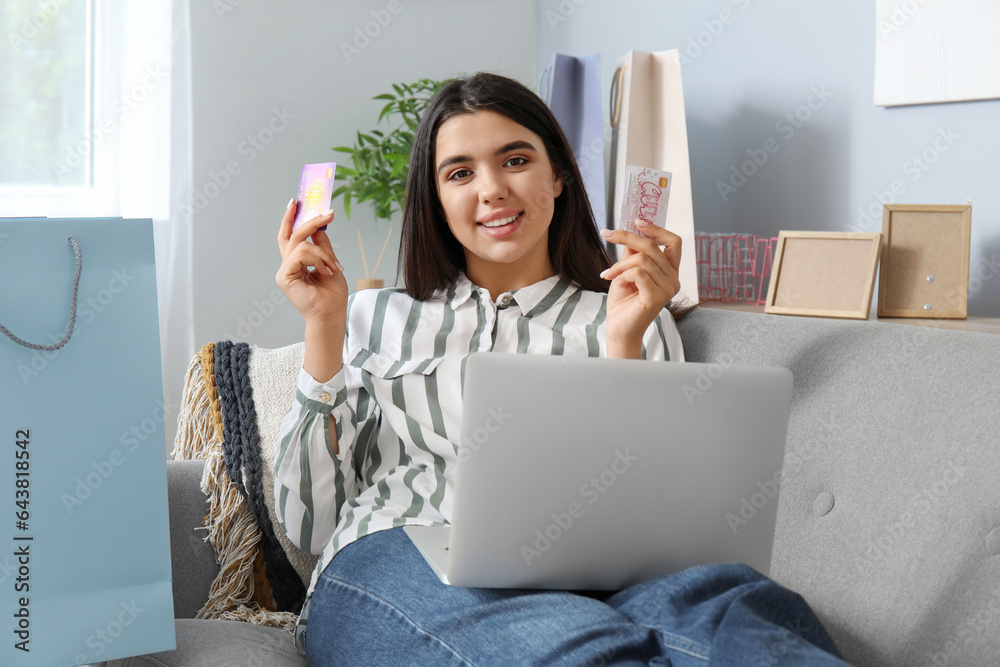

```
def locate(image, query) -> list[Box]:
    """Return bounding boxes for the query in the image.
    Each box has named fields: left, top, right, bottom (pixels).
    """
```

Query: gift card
left=292, top=162, right=337, bottom=231
left=620, top=165, right=671, bottom=235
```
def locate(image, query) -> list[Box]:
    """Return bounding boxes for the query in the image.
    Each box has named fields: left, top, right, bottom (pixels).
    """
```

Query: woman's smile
left=478, top=209, right=523, bottom=235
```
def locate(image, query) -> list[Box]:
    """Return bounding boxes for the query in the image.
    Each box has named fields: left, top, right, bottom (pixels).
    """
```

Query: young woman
left=274, top=73, right=846, bottom=665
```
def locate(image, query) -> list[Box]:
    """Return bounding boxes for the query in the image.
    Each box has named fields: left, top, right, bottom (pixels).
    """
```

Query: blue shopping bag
left=538, top=53, right=606, bottom=230
left=0, top=218, right=175, bottom=666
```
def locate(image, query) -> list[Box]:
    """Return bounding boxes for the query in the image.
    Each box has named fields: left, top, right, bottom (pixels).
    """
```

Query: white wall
left=188, top=0, right=536, bottom=355
left=535, top=0, right=1000, bottom=316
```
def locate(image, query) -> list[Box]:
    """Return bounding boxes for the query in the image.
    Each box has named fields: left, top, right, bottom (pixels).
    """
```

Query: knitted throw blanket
left=172, top=341, right=316, bottom=631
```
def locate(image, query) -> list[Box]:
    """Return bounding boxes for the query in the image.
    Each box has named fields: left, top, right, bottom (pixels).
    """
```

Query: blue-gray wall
left=536, top=0, right=999, bottom=315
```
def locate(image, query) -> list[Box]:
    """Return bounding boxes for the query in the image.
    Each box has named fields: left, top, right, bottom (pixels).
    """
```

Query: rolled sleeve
left=273, top=367, right=365, bottom=555
left=296, top=366, right=348, bottom=415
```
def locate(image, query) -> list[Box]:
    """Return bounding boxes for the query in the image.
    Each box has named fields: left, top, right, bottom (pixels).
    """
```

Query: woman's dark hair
left=398, top=72, right=610, bottom=300
left=396, top=71, right=696, bottom=321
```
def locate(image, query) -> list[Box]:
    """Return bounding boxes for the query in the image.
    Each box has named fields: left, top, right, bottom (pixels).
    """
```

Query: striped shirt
left=274, top=272, right=685, bottom=651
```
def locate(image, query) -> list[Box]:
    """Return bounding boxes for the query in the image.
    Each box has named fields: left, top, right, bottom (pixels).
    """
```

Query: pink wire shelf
left=695, top=233, right=778, bottom=305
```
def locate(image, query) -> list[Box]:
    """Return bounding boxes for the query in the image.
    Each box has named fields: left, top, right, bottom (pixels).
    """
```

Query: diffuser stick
left=372, top=228, right=394, bottom=279
left=357, top=229, right=371, bottom=279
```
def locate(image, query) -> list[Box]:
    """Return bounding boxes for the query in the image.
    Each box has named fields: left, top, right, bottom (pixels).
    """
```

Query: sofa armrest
left=167, top=459, right=220, bottom=619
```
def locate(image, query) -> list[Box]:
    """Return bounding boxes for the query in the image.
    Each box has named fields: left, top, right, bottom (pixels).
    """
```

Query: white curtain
left=110, top=0, right=194, bottom=447
left=162, top=0, right=195, bottom=445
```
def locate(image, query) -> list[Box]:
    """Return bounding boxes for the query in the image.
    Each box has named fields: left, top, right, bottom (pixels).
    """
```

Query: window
left=0, top=0, right=129, bottom=217
left=1, top=0, right=93, bottom=188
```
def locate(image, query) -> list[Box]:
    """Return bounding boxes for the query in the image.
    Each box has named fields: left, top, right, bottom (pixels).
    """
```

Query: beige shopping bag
left=609, top=49, right=699, bottom=305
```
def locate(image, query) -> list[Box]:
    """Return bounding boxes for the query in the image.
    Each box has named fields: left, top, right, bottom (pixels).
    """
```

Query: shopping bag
left=538, top=52, right=606, bottom=230
left=609, top=49, right=699, bottom=305
left=0, top=218, right=175, bottom=666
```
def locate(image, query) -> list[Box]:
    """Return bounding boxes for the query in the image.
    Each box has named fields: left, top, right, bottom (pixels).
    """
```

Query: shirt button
left=498, top=294, right=511, bottom=306
left=319, top=392, right=331, bottom=402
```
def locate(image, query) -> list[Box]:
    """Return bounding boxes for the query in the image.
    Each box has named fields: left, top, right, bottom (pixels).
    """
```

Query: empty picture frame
left=764, top=231, right=882, bottom=319
left=878, top=204, right=972, bottom=318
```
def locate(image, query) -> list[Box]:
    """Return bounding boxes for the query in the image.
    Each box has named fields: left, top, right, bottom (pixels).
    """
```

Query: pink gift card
left=620, top=165, right=671, bottom=235
left=292, top=162, right=337, bottom=231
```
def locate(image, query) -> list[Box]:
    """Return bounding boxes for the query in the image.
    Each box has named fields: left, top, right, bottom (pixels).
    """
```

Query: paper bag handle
left=610, top=64, right=626, bottom=128
left=0, top=236, right=82, bottom=351
left=538, top=65, right=552, bottom=103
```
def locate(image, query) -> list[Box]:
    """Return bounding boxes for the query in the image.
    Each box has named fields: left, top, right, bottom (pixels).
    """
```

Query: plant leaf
left=332, top=76, right=445, bottom=221
left=377, top=102, right=395, bottom=124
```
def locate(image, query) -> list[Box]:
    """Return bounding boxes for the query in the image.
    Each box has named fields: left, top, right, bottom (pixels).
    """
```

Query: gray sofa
left=108, top=307, right=1000, bottom=666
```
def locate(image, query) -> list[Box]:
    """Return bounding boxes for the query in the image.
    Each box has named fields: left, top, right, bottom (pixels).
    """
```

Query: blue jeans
left=305, top=528, right=847, bottom=666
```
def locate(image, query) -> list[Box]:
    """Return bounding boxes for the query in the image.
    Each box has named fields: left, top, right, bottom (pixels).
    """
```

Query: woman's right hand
left=276, top=199, right=348, bottom=327
left=277, top=200, right=349, bottom=383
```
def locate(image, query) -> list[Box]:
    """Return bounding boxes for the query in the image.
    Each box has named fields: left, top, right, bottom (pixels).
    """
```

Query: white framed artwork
left=875, top=0, right=1000, bottom=106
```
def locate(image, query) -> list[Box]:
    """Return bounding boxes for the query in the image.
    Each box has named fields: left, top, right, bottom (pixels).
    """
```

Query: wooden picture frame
left=878, top=204, right=972, bottom=319
left=764, top=231, right=882, bottom=319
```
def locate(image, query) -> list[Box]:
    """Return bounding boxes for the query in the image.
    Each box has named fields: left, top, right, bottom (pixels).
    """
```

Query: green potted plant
left=331, top=78, right=444, bottom=289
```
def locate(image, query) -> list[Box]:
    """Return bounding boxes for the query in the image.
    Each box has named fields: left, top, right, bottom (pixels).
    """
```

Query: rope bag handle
left=0, top=237, right=82, bottom=351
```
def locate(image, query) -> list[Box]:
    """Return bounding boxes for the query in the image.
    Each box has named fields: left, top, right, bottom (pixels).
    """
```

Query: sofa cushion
left=167, top=460, right=220, bottom=619
left=104, top=620, right=305, bottom=667
left=677, top=307, right=1000, bottom=666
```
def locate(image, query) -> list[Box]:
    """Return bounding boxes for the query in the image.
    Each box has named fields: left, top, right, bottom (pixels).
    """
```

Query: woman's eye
left=505, top=156, right=528, bottom=167
left=447, top=168, right=472, bottom=181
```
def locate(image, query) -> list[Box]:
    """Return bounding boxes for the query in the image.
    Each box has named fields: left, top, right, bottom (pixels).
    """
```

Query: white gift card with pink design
left=619, top=165, right=671, bottom=235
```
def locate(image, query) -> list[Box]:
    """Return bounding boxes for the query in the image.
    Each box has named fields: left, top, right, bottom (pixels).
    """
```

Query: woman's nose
left=478, top=169, right=508, bottom=203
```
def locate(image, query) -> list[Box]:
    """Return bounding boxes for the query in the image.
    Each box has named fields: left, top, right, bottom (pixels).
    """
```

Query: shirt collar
left=440, top=272, right=476, bottom=308
left=445, top=272, right=580, bottom=315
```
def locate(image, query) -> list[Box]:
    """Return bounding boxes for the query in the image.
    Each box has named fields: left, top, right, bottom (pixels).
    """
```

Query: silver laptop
left=404, top=352, right=793, bottom=590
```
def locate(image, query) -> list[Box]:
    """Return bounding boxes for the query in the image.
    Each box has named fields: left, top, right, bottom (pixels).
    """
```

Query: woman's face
left=434, top=109, right=563, bottom=292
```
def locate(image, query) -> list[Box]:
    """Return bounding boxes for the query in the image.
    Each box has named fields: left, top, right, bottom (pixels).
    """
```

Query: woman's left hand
left=600, top=221, right=682, bottom=358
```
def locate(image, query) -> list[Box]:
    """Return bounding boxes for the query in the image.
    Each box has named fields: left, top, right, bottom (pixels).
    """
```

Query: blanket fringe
left=171, top=349, right=217, bottom=461
left=195, top=448, right=269, bottom=619
left=172, top=346, right=285, bottom=623
left=219, top=604, right=299, bottom=633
